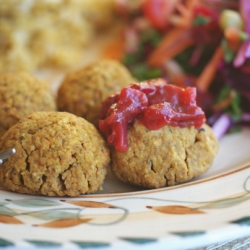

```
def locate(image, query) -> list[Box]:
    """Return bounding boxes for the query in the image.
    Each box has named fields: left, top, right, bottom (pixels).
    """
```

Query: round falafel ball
left=57, top=59, right=134, bottom=127
left=0, top=72, right=56, bottom=138
left=0, top=112, right=110, bottom=196
left=111, top=120, right=218, bottom=188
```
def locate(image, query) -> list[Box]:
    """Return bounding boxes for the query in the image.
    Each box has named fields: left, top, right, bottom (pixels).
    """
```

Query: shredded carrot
left=224, top=27, right=242, bottom=51
left=196, top=45, right=224, bottom=93
left=169, top=15, right=191, bottom=28
left=168, top=74, right=187, bottom=88
left=175, top=3, right=192, bottom=23
left=186, top=0, right=201, bottom=9
left=170, top=0, right=200, bottom=27
left=171, top=74, right=197, bottom=88
left=212, top=90, right=236, bottom=111
left=225, top=27, right=240, bottom=42
left=147, top=28, right=195, bottom=66
left=102, top=32, right=125, bottom=61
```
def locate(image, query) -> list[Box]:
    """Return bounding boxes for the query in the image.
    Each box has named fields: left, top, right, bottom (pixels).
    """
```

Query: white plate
left=1, top=127, right=250, bottom=250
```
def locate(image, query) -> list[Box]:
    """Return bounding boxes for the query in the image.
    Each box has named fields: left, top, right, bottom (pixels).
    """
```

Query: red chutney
left=99, top=78, right=206, bottom=152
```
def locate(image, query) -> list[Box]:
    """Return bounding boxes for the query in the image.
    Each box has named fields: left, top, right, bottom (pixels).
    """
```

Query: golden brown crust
left=0, top=112, right=110, bottom=196
left=111, top=121, right=219, bottom=188
left=57, top=59, right=134, bottom=127
left=0, top=72, right=56, bottom=138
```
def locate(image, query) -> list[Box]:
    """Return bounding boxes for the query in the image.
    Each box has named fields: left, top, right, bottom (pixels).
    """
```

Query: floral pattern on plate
left=0, top=128, right=250, bottom=250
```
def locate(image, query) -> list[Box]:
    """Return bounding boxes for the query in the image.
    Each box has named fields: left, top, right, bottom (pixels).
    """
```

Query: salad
left=104, top=0, right=250, bottom=139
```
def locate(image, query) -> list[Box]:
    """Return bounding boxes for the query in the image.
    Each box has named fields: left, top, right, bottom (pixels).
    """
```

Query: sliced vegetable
left=142, top=0, right=176, bottom=30
left=147, top=28, right=195, bottom=66
left=110, top=0, right=250, bottom=139
left=196, top=45, right=223, bottom=93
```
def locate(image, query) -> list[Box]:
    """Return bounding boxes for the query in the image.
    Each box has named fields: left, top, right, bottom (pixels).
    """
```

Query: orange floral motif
left=0, top=215, right=23, bottom=224
left=33, top=218, right=92, bottom=228
left=61, top=200, right=116, bottom=208
left=146, top=205, right=205, bottom=214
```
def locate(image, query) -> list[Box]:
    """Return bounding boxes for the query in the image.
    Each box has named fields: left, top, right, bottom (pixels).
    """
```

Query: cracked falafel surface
left=0, top=112, right=110, bottom=196
left=57, top=59, right=134, bottom=127
left=111, top=120, right=218, bottom=188
left=0, top=72, right=56, bottom=138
